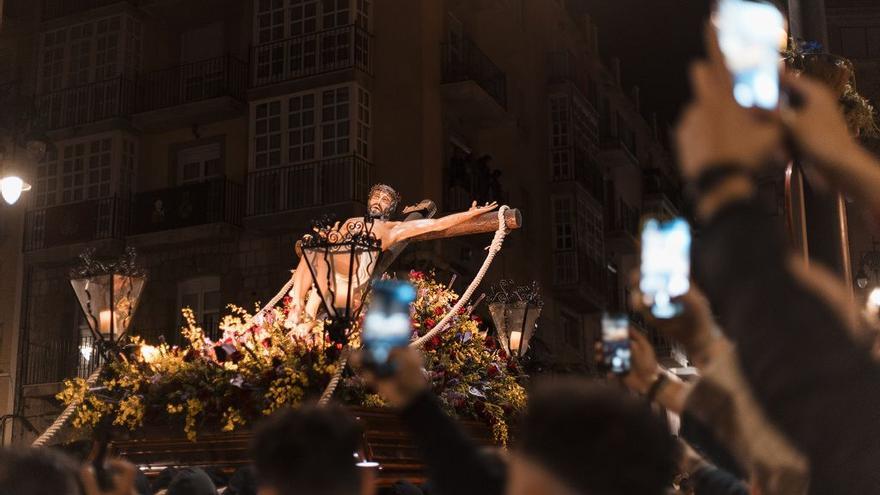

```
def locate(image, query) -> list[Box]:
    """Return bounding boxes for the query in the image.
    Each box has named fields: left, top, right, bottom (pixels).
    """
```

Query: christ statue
left=286, top=183, right=497, bottom=334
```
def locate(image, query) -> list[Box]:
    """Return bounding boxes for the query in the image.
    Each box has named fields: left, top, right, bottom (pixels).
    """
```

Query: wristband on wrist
left=690, top=164, right=754, bottom=197
left=645, top=372, right=669, bottom=404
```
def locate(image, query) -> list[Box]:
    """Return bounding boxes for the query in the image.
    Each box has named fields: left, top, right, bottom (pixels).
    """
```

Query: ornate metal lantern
left=69, top=248, right=147, bottom=360
left=487, top=280, right=543, bottom=359
left=300, top=218, right=382, bottom=348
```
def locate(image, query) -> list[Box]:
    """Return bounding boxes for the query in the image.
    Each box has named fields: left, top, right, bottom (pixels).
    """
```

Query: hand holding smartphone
left=362, top=280, right=417, bottom=377
left=601, top=314, right=632, bottom=375
left=713, top=0, right=787, bottom=110
left=640, top=218, right=692, bottom=319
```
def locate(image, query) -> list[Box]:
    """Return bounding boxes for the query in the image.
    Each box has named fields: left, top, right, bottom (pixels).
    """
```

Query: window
left=552, top=196, right=574, bottom=250
left=550, top=91, right=599, bottom=181
left=321, top=86, right=350, bottom=156
left=62, top=139, right=112, bottom=203
left=178, top=276, right=222, bottom=340
left=356, top=87, right=370, bottom=157
left=251, top=83, right=369, bottom=169
left=255, top=100, right=283, bottom=169
left=550, top=94, right=571, bottom=180
left=38, top=14, right=141, bottom=94
left=178, top=142, right=223, bottom=184
left=288, top=94, right=317, bottom=162
left=32, top=133, right=136, bottom=207
left=253, top=0, right=362, bottom=44
left=578, top=195, right=603, bottom=261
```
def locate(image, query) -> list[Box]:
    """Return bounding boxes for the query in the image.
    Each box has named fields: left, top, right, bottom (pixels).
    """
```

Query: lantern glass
left=489, top=301, right=542, bottom=358
left=71, top=273, right=146, bottom=340
left=301, top=244, right=380, bottom=319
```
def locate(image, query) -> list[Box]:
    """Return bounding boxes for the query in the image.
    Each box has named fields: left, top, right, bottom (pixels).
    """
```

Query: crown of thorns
left=368, top=183, right=401, bottom=212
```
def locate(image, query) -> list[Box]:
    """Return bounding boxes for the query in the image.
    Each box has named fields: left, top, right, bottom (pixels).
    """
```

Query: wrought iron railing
left=24, top=196, right=130, bottom=251
left=22, top=335, right=101, bottom=385
left=441, top=35, right=507, bottom=109
left=246, top=155, right=371, bottom=216
left=36, top=76, right=138, bottom=130
left=252, top=25, right=372, bottom=87
left=137, top=55, right=248, bottom=112
left=131, top=177, right=244, bottom=234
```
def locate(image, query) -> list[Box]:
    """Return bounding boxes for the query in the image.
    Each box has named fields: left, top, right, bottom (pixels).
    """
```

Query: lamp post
left=299, top=218, right=382, bottom=350
left=487, top=280, right=543, bottom=360
left=69, top=248, right=147, bottom=362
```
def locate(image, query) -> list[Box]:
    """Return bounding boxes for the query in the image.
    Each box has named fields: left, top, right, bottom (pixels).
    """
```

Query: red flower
left=433, top=306, right=445, bottom=316
left=409, top=270, right=424, bottom=281
left=425, top=318, right=436, bottom=329
left=430, top=336, right=441, bottom=348
left=282, top=295, right=293, bottom=306
left=487, top=363, right=500, bottom=378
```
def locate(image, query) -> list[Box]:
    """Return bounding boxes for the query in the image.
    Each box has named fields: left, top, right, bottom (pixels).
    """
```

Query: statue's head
left=367, top=183, right=400, bottom=220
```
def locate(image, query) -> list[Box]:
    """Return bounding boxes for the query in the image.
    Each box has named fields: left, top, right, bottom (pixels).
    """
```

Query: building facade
left=0, top=0, right=680, bottom=444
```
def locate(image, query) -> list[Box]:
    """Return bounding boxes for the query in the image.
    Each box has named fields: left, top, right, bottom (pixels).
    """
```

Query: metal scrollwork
left=487, top=280, right=543, bottom=307
left=70, top=247, right=147, bottom=279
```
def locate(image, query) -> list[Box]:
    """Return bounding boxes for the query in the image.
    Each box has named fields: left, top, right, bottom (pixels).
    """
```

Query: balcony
left=40, top=0, right=136, bottom=21
left=24, top=196, right=129, bottom=251
left=441, top=35, right=509, bottom=126
left=251, top=25, right=372, bottom=88
left=37, top=77, right=138, bottom=131
left=246, top=155, right=371, bottom=218
left=130, top=178, right=244, bottom=236
left=22, top=335, right=99, bottom=386
left=134, top=55, right=248, bottom=131
left=552, top=250, right=606, bottom=311
left=599, top=135, right=639, bottom=169
left=605, top=198, right=640, bottom=254
left=642, top=168, right=683, bottom=218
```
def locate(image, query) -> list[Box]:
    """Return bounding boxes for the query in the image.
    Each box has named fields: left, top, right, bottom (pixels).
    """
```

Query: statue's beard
left=368, top=204, right=391, bottom=220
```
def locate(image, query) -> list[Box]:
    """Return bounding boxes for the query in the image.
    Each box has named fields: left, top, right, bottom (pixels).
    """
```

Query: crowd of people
left=5, top=21, right=880, bottom=495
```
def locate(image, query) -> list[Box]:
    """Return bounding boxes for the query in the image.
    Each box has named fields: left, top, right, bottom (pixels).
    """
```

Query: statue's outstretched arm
left=387, top=201, right=497, bottom=245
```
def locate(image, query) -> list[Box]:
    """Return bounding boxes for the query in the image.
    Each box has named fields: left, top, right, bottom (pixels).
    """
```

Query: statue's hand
left=469, top=200, right=499, bottom=215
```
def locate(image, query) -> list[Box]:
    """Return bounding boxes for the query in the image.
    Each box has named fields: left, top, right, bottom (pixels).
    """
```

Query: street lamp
left=0, top=175, right=31, bottom=205
left=487, top=280, right=543, bottom=359
left=299, top=218, right=382, bottom=349
left=69, top=248, right=147, bottom=361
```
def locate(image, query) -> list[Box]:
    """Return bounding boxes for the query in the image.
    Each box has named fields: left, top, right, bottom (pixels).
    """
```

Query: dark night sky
left=580, top=0, right=713, bottom=128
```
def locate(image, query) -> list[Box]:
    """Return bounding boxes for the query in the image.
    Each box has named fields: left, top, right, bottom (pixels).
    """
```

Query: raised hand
left=468, top=201, right=499, bottom=215
left=80, top=459, right=137, bottom=495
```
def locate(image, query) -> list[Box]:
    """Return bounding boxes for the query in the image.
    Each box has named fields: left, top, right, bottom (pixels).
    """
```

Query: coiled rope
left=318, top=206, right=510, bottom=405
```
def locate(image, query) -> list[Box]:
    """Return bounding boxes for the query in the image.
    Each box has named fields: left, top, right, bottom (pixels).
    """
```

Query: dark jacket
left=694, top=200, right=880, bottom=494
left=399, top=391, right=505, bottom=495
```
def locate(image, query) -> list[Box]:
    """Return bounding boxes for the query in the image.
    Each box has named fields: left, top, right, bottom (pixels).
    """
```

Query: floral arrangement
left=58, top=272, right=526, bottom=444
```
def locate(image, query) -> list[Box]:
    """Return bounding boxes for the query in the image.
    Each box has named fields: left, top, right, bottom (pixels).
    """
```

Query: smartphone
left=601, top=314, right=631, bottom=375
left=362, top=280, right=416, bottom=376
left=640, top=218, right=692, bottom=319
left=713, top=0, right=787, bottom=109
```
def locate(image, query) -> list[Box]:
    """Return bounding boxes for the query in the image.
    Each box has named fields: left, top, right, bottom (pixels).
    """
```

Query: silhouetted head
left=251, top=404, right=363, bottom=495
left=0, top=447, right=80, bottom=495
left=509, top=379, right=678, bottom=495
